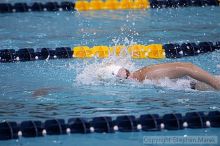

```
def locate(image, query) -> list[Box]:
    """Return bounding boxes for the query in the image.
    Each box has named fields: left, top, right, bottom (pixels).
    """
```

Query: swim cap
left=107, top=64, right=122, bottom=76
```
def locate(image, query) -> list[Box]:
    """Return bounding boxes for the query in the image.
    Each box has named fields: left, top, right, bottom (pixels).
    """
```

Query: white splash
left=75, top=57, right=135, bottom=85
left=75, top=37, right=136, bottom=85
left=143, top=77, right=193, bottom=90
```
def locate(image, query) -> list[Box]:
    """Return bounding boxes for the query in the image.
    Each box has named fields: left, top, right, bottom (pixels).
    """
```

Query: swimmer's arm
left=131, top=63, right=182, bottom=81
left=132, top=62, right=220, bottom=90
left=194, top=76, right=220, bottom=91
left=130, top=66, right=153, bottom=81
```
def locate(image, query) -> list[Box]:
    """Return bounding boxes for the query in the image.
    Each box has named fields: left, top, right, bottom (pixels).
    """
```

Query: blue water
left=0, top=5, right=220, bottom=146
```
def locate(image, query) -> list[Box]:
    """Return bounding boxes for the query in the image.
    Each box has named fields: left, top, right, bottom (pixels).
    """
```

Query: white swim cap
left=95, top=64, right=122, bottom=80
left=109, top=65, right=122, bottom=76
left=102, top=64, right=122, bottom=76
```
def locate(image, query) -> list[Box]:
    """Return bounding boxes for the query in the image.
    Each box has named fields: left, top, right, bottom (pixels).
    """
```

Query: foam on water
left=75, top=38, right=136, bottom=85
left=75, top=56, right=136, bottom=85
left=143, top=77, right=193, bottom=91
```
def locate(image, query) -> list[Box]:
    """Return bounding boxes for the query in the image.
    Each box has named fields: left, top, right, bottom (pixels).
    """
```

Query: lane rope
left=0, top=41, right=219, bottom=63
left=0, top=111, right=219, bottom=140
left=0, top=0, right=219, bottom=13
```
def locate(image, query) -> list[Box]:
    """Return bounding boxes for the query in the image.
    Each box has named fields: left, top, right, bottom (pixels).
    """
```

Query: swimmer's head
left=116, top=68, right=130, bottom=79
left=101, top=64, right=130, bottom=79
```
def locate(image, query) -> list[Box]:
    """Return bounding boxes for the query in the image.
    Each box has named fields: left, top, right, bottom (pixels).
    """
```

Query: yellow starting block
left=73, top=46, right=94, bottom=58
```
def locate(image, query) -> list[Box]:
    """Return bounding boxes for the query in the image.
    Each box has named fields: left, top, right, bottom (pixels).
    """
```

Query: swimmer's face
left=116, top=68, right=130, bottom=79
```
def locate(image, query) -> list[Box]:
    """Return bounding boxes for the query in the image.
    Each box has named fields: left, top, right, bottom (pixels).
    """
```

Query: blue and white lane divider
left=0, top=111, right=219, bottom=140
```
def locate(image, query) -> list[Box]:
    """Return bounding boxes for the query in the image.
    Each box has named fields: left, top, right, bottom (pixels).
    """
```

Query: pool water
left=0, top=4, right=220, bottom=146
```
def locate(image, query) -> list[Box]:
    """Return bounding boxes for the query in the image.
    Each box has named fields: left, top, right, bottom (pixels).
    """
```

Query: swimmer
left=32, top=62, right=220, bottom=96
left=115, top=62, right=220, bottom=91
